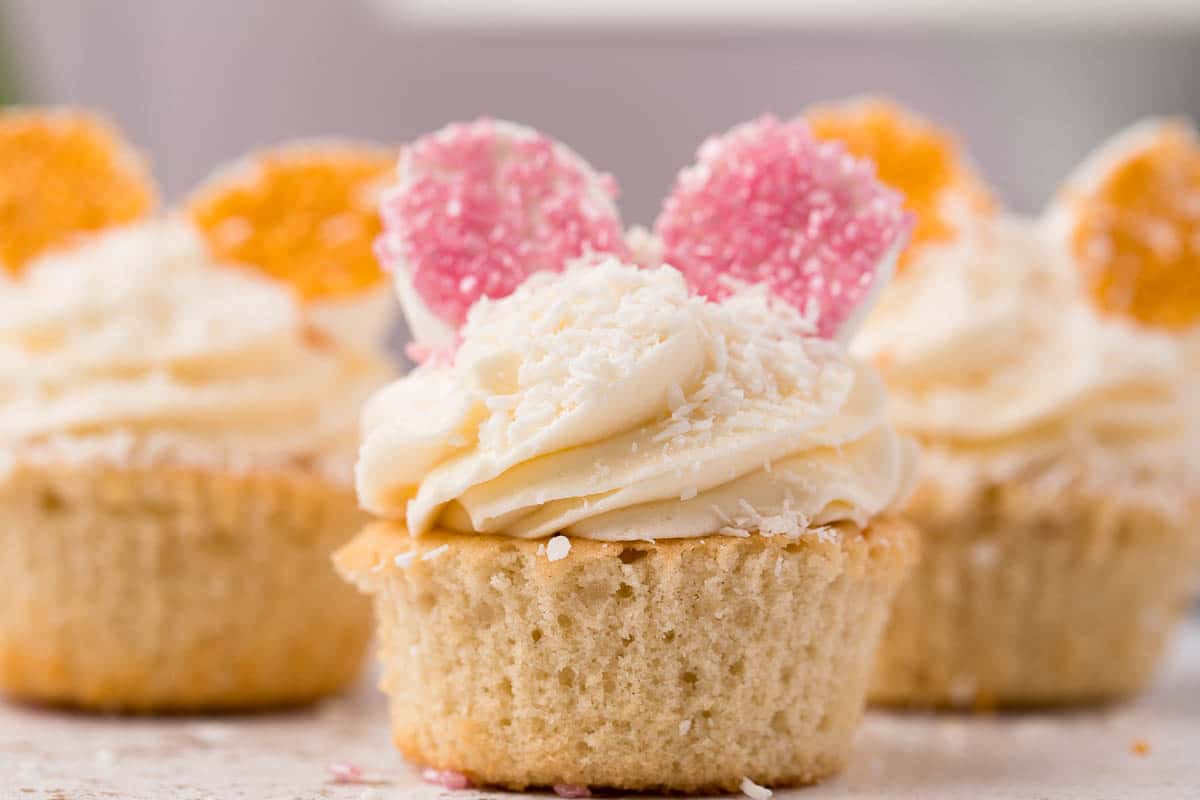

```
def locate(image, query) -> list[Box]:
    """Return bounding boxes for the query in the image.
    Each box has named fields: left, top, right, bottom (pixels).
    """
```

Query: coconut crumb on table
left=740, top=776, right=773, bottom=800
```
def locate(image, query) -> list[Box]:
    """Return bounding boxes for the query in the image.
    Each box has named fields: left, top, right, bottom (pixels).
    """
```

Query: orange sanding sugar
left=185, top=144, right=396, bottom=301
left=1131, top=738, right=1151, bottom=757
left=0, top=108, right=156, bottom=275
left=1068, top=122, right=1200, bottom=330
left=807, top=98, right=995, bottom=270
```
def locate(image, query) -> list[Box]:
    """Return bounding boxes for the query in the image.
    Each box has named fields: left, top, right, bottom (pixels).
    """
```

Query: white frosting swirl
left=0, top=221, right=391, bottom=480
left=358, top=260, right=913, bottom=541
left=854, top=216, right=1200, bottom=484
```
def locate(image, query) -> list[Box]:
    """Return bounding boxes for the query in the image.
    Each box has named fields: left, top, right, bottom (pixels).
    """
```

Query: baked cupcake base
left=336, top=519, right=916, bottom=793
left=0, top=451, right=372, bottom=712
left=870, top=451, right=1200, bottom=708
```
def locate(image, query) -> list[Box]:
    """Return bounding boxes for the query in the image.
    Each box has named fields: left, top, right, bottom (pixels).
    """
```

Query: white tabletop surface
left=4, top=623, right=1199, bottom=800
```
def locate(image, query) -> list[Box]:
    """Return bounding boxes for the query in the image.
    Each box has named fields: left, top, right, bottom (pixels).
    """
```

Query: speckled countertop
left=4, top=624, right=1199, bottom=800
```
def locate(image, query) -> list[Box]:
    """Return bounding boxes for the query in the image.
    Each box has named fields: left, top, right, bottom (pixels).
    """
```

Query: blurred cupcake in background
left=815, top=99, right=1200, bottom=708
left=0, top=111, right=393, bottom=711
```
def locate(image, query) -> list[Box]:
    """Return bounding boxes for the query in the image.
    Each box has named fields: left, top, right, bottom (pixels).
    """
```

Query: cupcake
left=336, top=117, right=918, bottom=791
left=0, top=111, right=394, bottom=711
left=823, top=101, right=1200, bottom=707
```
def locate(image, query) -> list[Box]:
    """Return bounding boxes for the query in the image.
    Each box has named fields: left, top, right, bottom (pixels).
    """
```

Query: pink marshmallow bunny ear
left=654, top=115, right=913, bottom=340
left=376, top=118, right=629, bottom=339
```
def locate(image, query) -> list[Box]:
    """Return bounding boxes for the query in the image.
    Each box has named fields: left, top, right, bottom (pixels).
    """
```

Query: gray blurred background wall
left=3, top=0, right=1199, bottom=223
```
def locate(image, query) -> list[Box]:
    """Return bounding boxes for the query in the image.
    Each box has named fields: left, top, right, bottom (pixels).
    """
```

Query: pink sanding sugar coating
left=421, top=767, right=473, bottom=790
left=553, top=783, right=593, bottom=798
left=378, top=118, right=630, bottom=327
left=654, top=115, right=912, bottom=339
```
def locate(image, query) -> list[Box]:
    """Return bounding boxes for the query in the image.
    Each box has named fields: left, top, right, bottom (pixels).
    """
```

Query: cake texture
left=337, top=519, right=916, bottom=792
left=0, top=451, right=371, bottom=711
left=870, top=444, right=1200, bottom=708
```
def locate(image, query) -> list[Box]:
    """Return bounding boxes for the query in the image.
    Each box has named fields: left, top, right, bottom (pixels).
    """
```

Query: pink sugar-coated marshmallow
left=377, top=118, right=630, bottom=330
left=654, top=114, right=912, bottom=339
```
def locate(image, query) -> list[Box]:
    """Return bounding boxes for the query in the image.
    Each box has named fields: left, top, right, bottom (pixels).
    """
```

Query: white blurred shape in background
left=3, top=0, right=1199, bottom=221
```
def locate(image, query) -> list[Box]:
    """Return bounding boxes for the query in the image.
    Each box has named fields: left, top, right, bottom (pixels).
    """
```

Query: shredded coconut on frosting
left=358, top=260, right=911, bottom=541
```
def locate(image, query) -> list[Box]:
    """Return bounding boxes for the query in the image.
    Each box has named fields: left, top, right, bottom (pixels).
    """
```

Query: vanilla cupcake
left=842, top=108, right=1200, bottom=707
left=0, top=114, right=393, bottom=711
left=337, top=117, right=917, bottom=791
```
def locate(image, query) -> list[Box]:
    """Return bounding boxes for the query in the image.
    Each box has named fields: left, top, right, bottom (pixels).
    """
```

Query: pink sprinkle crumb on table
left=421, top=767, right=473, bottom=790
left=553, top=783, right=592, bottom=798
left=328, top=762, right=365, bottom=784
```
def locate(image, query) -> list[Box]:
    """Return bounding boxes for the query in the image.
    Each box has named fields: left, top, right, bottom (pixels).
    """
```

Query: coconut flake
left=421, top=544, right=449, bottom=562
left=740, top=776, right=773, bottom=800
left=546, top=535, right=571, bottom=562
